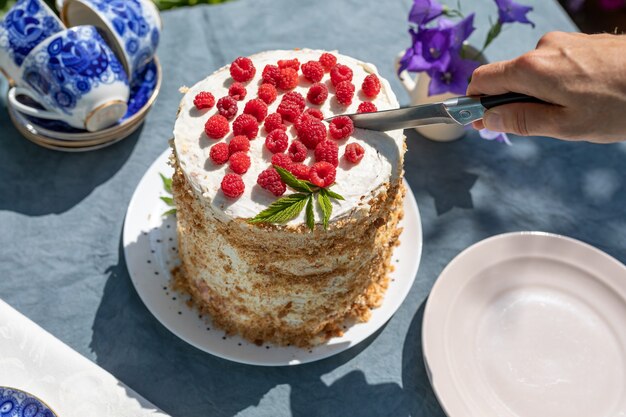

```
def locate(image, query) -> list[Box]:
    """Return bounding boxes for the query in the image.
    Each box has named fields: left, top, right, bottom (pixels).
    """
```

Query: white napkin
left=0, top=299, right=169, bottom=417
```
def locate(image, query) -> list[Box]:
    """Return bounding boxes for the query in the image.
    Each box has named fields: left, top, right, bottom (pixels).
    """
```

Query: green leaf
left=160, top=196, right=175, bottom=206
left=248, top=193, right=309, bottom=224
left=324, top=188, right=345, bottom=201
left=306, top=195, right=315, bottom=231
left=162, top=208, right=177, bottom=216
left=160, top=173, right=173, bottom=194
left=318, top=190, right=332, bottom=229
left=482, top=21, right=502, bottom=51
left=273, top=166, right=312, bottom=193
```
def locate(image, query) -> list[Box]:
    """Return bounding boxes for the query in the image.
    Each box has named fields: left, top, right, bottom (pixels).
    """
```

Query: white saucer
left=423, top=232, right=626, bottom=417
left=123, top=148, right=423, bottom=366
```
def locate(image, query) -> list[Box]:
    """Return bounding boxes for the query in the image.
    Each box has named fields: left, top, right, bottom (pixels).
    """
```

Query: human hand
left=467, top=32, right=626, bottom=143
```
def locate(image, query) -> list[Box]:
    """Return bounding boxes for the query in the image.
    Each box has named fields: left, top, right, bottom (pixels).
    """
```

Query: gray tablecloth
left=2, top=1, right=623, bottom=416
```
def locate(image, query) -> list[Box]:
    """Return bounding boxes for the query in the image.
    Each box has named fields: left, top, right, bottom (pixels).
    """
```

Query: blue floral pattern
left=0, top=387, right=56, bottom=417
left=21, top=26, right=128, bottom=115
left=0, top=0, right=64, bottom=67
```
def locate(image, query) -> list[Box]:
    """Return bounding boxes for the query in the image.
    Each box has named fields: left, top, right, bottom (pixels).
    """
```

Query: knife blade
left=326, top=92, right=545, bottom=132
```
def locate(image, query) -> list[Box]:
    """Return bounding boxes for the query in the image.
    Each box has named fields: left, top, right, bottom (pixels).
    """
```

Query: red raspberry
left=258, top=83, right=277, bottom=104
left=314, top=140, right=339, bottom=166
left=301, top=60, right=324, bottom=83
left=209, top=142, right=229, bottom=165
left=288, top=140, right=308, bottom=162
left=232, top=113, right=259, bottom=139
left=217, top=96, right=238, bottom=120
left=282, top=91, right=306, bottom=109
left=228, top=82, right=247, bottom=101
left=257, top=167, right=286, bottom=196
left=362, top=74, right=381, bottom=98
left=319, top=53, right=337, bottom=72
left=309, top=162, right=336, bottom=188
left=204, top=114, right=229, bottom=139
left=262, top=64, right=280, bottom=85
left=265, top=129, right=289, bottom=153
left=264, top=112, right=287, bottom=134
left=277, top=67, right=299, bottom=90
left=278, top=58, right=300, bottom=71
left=330, top=64, right=353, bottom=86
left=304, top=108, right=324, bottom=121
left=329, top=115, right=354, bottom=140
left=307, top=82, right=328, bottom=105
left=297, top=119, right=327, bottom=149
left=194, top=91, right=215, bottom=110
left=276, top=100, right=302, bottom=123
left=295, top=109, right=323, bottom=131
left=243, top=98, right=268, bottom=122
left=335, top=81, right=355, bottom=106
left=228, top=135, right=250, bottom=154
left=345, top=143, right=365, bottom=163
left=289, top=163, right=310, bottom=180
left=221, top=173, right=245, bottom=198
left=357, top=102, right=377, bottom=113
left=230, top=57, right=256, bottom=83
left=229, top=151, right=251, bottom=174
left=271, top=153, right=293, bottom=170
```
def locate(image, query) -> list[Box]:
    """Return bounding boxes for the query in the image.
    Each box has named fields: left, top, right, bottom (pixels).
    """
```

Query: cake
left=171, top=49, right=405, bottom=347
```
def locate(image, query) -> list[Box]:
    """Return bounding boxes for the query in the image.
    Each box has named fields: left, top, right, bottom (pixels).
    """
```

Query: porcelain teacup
left=8, top=25, right=130, bottom=132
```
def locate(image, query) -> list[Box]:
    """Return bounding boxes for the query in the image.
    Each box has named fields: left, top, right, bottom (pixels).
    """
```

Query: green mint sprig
left=248, top=165, right=344, bottom=230
left=160, top=173, right=176, bottom=216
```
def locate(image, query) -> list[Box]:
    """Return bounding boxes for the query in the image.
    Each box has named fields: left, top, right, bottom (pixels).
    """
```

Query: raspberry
left=278, top=58, right=300, bottom=71
left=217, top=96, right=238, bottom=120
left=258, top=83, right=277, bottom=104
left=335, top=81, right=355, bottom=106
left=257, top=167, right=286, bottom=197
left=314, top=140, right=339, bottom=167
left=329, top=115, right=354, bottom=140
left=229, top=151, right=251, bottom=174
left=289, top=163, right=310, bottom=180
left=276, top=100, right=302, bottom=123
left=204, top=114, right=229, bottom=139
left=271, top=153, right=293, bottom=170
left=330, top=64, right=353, bottom=86
left=209, top=142, right=230, bottom=165
left=221, top=173, right=245, bottom=198
left=264, top=112, right=287, bottom=134
left=304, top=108, right=324, bottom=121
left=194, top=91, right=215, bottom=110
left=277, top=67, right=299, bottom=90
left=301, top=60, right=324, bottom=83
left=262, top=64, right=280, bottom=85
left=230, top=57, right=256, bottom=83
left=297, top=119, right=327, bottom=149
left=265, top=129, right=289, bottom=153
left=228, top=135, right=250, bottom=154
left=362, top=74, right=381, bottom=98
left=357, top=102, right=377, bottom=113
left=307, top=82, right=328, bottom=105
left=309, top=162, right=336, bottom=188
left=319, top=53, right=337, bottom=72
left=282, top=91, right=306, bottom=109
left=232, top=113, right=259, bottom=139
left=345, top=143, right=365, bottom=163
left=295, top=109, right=324, bottom=131
left=243, top=98, right=268, bottom=122
left=288, top=140, right=308, bottom=162
left=228, top=82, right=247, bottom=101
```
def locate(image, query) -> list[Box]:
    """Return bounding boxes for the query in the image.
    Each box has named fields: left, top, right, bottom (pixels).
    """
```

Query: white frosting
left=174, top=49, right=404, bottom=225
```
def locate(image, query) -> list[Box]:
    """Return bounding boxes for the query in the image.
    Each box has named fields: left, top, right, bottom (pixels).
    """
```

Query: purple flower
left=479, top=128, right=511, bottom=145
left=398, top=27, right=452, bottom=74
left=409, top=0, right=444, bottom=26
left=598, top=0, right=625, bottom=10
left=495, top=0, right=535, bottom=27
left=437, top=14, right=475, bottom=51
left=426, top=55, right=479, bottom=95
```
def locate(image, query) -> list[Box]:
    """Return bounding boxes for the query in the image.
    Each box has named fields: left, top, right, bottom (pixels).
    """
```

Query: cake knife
left=327, top=92, right=546, bottom=131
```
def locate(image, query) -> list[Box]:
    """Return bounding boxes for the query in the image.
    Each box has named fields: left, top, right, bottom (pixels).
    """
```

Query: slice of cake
left=171, top=49, right=405, bottom=347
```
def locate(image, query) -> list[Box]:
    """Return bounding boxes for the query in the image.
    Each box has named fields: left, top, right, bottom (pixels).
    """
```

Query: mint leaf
left=318, top=189, right=332, bottom=229
left=273, top=165, right=312, bottom=193
left=324, top=188, right=345, bottom=201
left=248, top=193, right=309, bottom=224
left=160, top=173, right=173, bottom=194
left=162, top=208, right=177, bottom=216
left=160, top=196, right=175, bottom=206
left=306, top=195, right=315, bottom=231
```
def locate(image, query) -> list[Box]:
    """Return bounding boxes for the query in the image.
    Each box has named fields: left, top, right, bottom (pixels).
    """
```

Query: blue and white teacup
left=61, top=0, right=162, bottom=82
left=0, top=0, right=65, bottom=85
left=8, top=25, right=130, bottom=132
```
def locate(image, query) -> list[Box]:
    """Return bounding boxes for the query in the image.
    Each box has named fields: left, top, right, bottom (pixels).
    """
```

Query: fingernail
left=484, top=111, right=504, bottom=132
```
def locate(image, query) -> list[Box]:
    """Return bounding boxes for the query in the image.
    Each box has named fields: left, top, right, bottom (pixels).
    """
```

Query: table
left=2, top=1, right=622, bottom=416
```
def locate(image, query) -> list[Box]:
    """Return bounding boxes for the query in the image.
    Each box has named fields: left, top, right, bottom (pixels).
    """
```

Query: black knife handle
left=480, top=92, right=546, bottom=109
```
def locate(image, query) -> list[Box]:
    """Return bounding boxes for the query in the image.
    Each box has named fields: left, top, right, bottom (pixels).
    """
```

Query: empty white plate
left=422, top=232, right=626, bottom=417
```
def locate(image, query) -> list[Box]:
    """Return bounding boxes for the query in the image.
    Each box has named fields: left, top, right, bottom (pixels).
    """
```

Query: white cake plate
left=422, top=232, right=626, bottom=417
left=123, top=148, right=423, bottom=366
